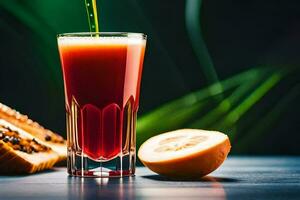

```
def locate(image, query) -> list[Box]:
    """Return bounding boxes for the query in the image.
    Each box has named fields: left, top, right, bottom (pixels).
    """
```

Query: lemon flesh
left=138, top=129, right=231, bottom=179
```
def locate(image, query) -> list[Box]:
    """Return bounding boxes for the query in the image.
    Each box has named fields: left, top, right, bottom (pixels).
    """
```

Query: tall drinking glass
left=57, top=32, right=146, bottom=177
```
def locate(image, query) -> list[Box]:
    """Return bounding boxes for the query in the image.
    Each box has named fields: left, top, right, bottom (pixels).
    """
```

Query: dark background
left=0, top=0, right=299, bottom=154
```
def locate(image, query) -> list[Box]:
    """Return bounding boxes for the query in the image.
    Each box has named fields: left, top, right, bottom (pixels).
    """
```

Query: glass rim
left=57, top=32, right=147, bottom=39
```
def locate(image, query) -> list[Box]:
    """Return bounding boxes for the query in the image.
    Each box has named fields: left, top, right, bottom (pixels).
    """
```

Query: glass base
left=68, top=150, right=135, bottom=178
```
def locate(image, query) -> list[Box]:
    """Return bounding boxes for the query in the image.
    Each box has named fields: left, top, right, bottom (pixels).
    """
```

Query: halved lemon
left=138, top=129, right=231, bottom=179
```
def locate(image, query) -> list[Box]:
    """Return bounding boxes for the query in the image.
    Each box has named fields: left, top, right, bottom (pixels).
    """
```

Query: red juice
left=58, top=35, right=146, bottom=161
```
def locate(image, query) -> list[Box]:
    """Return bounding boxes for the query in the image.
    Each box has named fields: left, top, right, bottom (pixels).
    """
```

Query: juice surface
left=58, top=36, right=146, bottom=160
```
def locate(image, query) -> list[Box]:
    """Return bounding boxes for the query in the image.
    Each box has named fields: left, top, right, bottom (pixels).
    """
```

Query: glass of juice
left=57, top=32, right=146, bottom=177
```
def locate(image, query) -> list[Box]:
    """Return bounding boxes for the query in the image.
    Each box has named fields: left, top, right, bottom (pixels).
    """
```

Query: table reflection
left=67, top=174, right=227, bottom=199
left=67, top=176, right=135, bottom=200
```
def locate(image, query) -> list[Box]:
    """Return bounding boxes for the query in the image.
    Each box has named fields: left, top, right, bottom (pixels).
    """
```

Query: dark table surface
left=0, top=156, right=299, bottom=200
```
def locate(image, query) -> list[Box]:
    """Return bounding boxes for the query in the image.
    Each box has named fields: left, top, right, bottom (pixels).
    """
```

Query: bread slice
left=0, top=120, right=59, bottom=174
left=0, top=103, right=66, bottom=161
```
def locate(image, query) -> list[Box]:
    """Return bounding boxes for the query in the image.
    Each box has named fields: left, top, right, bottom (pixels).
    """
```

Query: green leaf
left=137, top=67, right=272, bottom=145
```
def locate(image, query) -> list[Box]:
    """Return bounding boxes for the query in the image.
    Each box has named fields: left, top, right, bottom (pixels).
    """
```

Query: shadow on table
left=0, top=168, right=60, bottom=177
left=141, top=174, right=239, bottom=183
left=141, top=174, right=232, bottom=199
